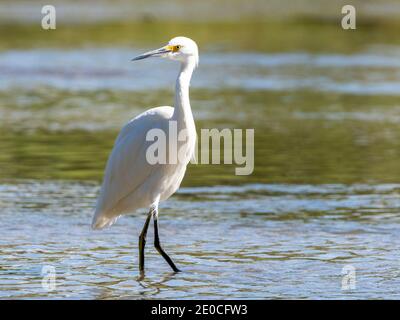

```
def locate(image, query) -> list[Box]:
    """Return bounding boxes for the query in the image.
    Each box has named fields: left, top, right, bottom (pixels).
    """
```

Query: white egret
left=92, top=37, right=199, bottom=276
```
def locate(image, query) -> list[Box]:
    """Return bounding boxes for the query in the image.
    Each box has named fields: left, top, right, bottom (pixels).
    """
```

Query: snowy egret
left=92, top=37, right=199, bottom=276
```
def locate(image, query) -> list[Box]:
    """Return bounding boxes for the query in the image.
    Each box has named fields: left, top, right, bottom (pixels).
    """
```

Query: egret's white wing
left=92, top=106, right=173, bottom=229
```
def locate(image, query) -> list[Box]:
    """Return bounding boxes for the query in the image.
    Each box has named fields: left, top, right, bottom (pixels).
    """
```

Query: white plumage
left=91, top=36, right=199, bottom=275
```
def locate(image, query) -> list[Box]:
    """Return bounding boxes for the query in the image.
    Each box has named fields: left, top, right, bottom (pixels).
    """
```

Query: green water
left=1, top=15, right=400, bottom=299
left=2, top=89, right=400, bottom=185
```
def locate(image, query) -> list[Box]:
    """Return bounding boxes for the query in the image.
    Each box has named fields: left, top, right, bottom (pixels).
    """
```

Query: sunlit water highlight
left=1, top=48, right=400, bottom=94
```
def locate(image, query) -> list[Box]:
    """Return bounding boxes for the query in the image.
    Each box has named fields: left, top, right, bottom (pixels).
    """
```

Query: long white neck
left=172, top=57, right=196, bottom=131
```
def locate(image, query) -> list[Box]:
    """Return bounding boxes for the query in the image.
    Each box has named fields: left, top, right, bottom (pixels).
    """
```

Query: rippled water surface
left=1, top=181, right=400, bottom=299
left=1, top=14, right=400, bottom=299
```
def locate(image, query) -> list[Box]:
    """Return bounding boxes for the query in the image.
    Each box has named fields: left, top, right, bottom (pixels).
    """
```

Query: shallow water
left=1, top=15, right=400, bottom=298
left=1, top=181, right=400, bottom=299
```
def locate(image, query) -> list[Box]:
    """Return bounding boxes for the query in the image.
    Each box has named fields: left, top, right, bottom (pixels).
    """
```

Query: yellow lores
left=166, top=44, right=182, bottom=52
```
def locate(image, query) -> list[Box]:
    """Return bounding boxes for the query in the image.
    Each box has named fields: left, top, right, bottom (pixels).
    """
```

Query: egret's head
left=132, top=36, right=199, bottom=67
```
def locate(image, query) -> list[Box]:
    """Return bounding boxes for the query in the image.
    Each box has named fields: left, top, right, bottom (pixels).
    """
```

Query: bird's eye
left=174, top=45, right=181, bottom=51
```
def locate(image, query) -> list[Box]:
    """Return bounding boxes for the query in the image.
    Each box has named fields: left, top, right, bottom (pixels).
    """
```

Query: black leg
left=153, top=214, right=180, bottom=272
left=138, top=210, right=152, bottom=277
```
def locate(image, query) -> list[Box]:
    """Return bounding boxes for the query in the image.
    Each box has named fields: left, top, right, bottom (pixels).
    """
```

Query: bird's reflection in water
left=136, top=271, right=178, bottom=297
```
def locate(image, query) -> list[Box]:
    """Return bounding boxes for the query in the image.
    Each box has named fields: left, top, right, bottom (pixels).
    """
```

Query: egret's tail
left=91, top=211, right=119, bottom=230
